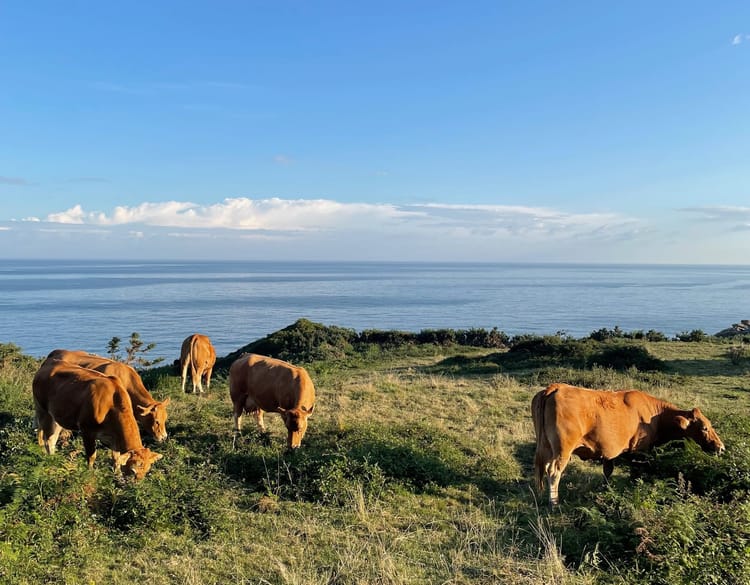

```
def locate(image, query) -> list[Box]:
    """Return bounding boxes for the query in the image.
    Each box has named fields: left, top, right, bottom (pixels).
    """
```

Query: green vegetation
left=1, top=323, right=749, bottom=584
left=106, top=332, right=165, bottom=367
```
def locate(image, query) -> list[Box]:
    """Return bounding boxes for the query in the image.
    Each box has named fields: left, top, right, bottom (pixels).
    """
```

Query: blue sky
left=1, top=1, right=749, bottom=262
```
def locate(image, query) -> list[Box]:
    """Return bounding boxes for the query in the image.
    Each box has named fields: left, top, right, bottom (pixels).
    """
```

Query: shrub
left=222, top=319, right=358, bottom=365
left=504, top=335, right=595, bottom=368
left=359, top=329, right=416, bottom=348
left=588, top=345, right=665, bottom=372
left=645, top=329, right=669, bottom=342
left=674, top=329, right=709, bottom=342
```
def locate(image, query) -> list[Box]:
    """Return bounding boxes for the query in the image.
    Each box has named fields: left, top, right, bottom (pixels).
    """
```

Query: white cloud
left=46, top=204, right=87, bottom=224
left=42, top=198, right=419, bottom=232
left=38, top=198, right=640, bottom=242
left=3, top=197, right=749, bottom=263
left=733, top=34, right=743, bottom=45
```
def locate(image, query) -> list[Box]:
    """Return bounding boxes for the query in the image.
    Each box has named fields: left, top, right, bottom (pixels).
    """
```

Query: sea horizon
left=1, top=259, right=748, bottom=360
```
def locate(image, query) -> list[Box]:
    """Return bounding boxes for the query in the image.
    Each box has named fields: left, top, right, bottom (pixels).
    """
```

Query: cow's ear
left=675, top=415, right=690, bottom=430
left=137, top=404, right=153, bottom=415
left=161, top=398, right=171, bottom=407
left=149, top=451, right=163, bottom=463
left=307, top=404, right=315, bottom=415
left=692, top=407, right=702, bottom=418
left=115, top=452, right=132, bottom=466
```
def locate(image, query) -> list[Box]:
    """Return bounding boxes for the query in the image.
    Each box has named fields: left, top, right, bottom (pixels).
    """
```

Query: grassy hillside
left=1, top=324, right=749, bottom=584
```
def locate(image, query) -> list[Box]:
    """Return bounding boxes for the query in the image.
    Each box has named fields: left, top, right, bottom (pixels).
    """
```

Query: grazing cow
left=46, top=349, right=170, bottom=442
left=229, top=353, right=316, bottom=449
left=179, top=334, right=217, bottom=394
left=33, top=359, right=162, bottom=480
left=532, top=382, right=725, bottom=506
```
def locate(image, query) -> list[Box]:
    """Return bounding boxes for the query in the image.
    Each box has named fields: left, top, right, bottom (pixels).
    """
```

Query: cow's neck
left=110, top=401, right=144, bottom=453
left=654, top=403, right=691, bottom=446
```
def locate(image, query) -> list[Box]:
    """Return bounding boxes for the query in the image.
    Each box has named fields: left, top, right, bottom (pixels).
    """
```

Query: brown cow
left=229, top=353, right=316, bottom=449
left=46, top=349, right=170, bottom=442
left=532, top=382, right=725, bottom=506
left=180, top=334, right=217, bottom=394
left=33, top=359, right=162, bottom=480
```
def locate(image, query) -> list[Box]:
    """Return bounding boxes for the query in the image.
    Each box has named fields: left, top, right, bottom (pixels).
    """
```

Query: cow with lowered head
left=46, top=349, right=170, bottom=442
left=33, top=359, right=162, bottom=480
left=532, top=382, right=724, bottom=506
left=229, top=353, right=316, bottom=449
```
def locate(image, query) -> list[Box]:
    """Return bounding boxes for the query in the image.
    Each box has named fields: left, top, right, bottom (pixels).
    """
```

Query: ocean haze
left=1, top=260, right=748, bottom=359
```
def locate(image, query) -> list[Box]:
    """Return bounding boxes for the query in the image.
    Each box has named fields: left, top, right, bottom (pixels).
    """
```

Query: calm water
left=0, top=260, right=748, bottom=360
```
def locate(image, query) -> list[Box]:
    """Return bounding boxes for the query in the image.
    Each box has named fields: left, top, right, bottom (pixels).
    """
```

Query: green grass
left=1, top=331, right=749, bottom=584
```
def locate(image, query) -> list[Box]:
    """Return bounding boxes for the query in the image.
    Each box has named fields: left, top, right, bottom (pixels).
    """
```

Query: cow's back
left=230, top=353, right=314, bottom=411
left=541, top=383, right=665, bottom=459
left=47, top=349, right=154, bottom=405
left=191, top=334, right=216, bottom=368
left=34, top=360, right=125, bottom=431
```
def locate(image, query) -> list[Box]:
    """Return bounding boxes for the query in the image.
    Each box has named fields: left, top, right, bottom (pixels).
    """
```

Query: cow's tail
left=531, top=386, right=555, bottom=494
left=189, top=335, right=200, bottom=365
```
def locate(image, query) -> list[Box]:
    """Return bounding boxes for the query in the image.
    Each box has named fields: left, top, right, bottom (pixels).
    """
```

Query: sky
left=1, top=1, right=749, bottom=263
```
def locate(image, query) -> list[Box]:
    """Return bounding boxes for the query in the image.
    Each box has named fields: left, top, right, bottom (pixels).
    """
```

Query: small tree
left=107, top=336, right=122, bottom=361
left=106, top=332, right=163, bottom=368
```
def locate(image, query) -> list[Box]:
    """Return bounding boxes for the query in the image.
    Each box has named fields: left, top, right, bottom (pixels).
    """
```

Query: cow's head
left=137, top=398, right=171, bottom=442
left=277, top=404, right=315, bottom=449
left=675, top=408, right=725, bottom=454
left=116, top=448, right=163, bottom=480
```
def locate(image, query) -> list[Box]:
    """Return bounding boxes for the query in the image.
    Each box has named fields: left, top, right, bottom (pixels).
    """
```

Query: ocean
left=0, top=260, right=748, bottom=361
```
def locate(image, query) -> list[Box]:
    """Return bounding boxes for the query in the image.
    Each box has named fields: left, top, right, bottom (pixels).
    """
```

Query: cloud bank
left=35, top=197, right=641, bottom=242
left=4, top=198, right=748, bottom=263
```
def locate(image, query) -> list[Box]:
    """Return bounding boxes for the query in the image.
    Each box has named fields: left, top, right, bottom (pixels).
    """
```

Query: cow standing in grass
left=532, top=382, right=725, bottom=506
left=33, top=359, right=162, bottom=480
left=179, top=333, right=217, bottom=394
left=229, top=353, right=316, bottom=449
left=46, top=349, right=170, bottom=442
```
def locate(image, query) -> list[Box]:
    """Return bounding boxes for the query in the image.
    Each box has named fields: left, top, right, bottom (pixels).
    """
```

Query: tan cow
left=33, top=359, right=162, bottom=480
left=46, top=349, right=170, bottom=442
left=179, top=334, right=216, bottom=394
left=532, top=382, right=725, bottom=505
left=229, top=353, right=316, bottom=449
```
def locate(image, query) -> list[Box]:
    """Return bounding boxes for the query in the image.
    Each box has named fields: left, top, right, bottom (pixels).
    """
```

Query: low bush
left=674, top=329, right=709, bottom=342
left=588, top=345, right=665, bottom=372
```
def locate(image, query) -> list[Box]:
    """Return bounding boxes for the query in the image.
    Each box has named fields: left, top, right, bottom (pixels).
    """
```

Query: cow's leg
left=204, top=367, right=213, bottom=391
left=82, top=433, right=97, bottom=468
left=192, top=363, right=203, bottom=394
left=254, top=409, right=266, bottom=433
left=42, top=420, right=63, bottom=455
left=603, top=459, right=614, bottom=483
left=181, top=360, right=190, bottom=393
left=233, top=401, right=244, bottom=433
left=546, top=452, right=571, bottom=507
left=37, top=409, right=63, bottom=455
